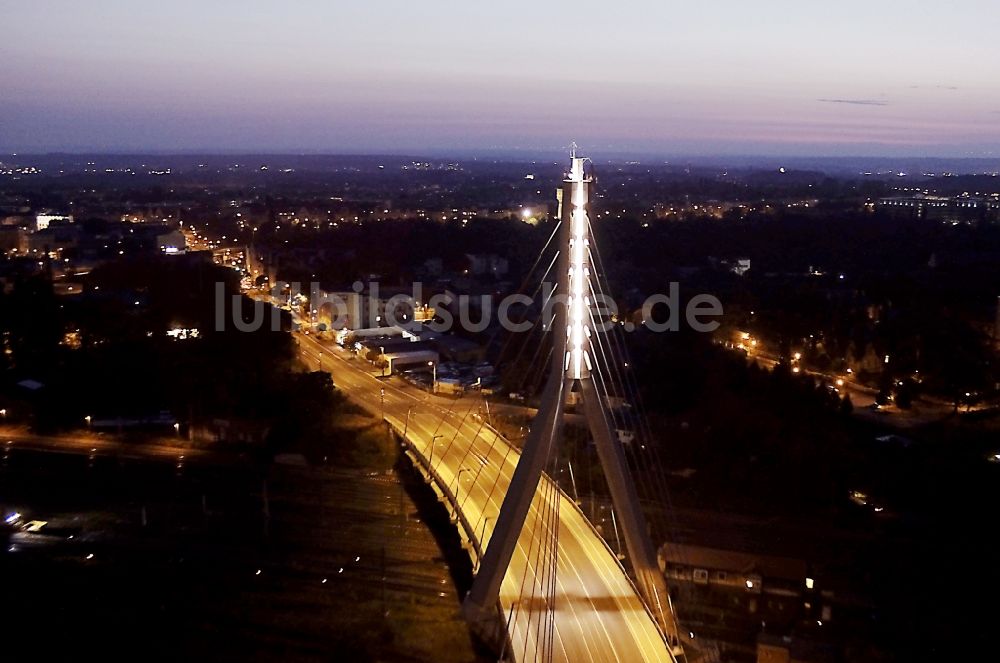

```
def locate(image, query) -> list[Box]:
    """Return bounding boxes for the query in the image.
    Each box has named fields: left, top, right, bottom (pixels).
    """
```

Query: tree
left=894, top=379, right=916, bottom=410
left=840, top=393, right=854, bottom=416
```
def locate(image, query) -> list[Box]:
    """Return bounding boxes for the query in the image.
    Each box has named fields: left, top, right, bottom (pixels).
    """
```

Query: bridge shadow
left=394, top=450, right=495, bottom=661
left=508, top=592, right=648, bottom=615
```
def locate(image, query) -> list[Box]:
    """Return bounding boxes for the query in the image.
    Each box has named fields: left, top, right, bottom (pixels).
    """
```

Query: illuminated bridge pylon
left=463, top=149, right=683, bottom=658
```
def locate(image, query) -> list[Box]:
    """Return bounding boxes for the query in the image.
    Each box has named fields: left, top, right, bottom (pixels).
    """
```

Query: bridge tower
left=463, top=149, right=683, bottom=655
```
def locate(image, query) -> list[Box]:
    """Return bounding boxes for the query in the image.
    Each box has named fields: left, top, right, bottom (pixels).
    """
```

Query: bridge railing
left=387, top=416, right=518, bottom=660
left=386, top=417, right=485, bottom=564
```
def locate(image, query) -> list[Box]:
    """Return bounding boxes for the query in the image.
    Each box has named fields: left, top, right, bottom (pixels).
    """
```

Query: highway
left=295, top=332, right=674, bottom=662
left=1, top=426, right=211, bottom=464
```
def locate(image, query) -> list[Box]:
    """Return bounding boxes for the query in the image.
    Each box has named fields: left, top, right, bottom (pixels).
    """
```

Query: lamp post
left=428, top=361, right=437, bottom=393
left=85, top=415, right=92, bottom=428
left=453, top=467, right=470, bottom=502
left=449, top=467, right=471, bottom=525
left=429, top=433, right=444, bottom=468
left=380, top=388, right=385, bottom=421
left=403, top=406, right=413, bottom=438
left=478, top=515, right=492, bottom=545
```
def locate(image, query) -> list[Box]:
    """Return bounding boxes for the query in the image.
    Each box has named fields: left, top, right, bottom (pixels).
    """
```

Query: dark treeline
left=0, top=257, right=344, bottom=458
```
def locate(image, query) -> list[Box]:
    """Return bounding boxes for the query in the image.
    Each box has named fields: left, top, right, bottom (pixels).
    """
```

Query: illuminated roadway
left=295, top=331, right=674, bottom=663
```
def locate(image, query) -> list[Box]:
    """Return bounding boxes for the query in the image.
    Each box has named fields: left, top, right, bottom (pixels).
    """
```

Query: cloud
left=817, top=98, right=888, bottom=106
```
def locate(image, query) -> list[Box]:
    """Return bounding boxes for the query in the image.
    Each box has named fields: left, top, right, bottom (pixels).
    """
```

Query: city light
left=0, top=11, right=995, bottom=655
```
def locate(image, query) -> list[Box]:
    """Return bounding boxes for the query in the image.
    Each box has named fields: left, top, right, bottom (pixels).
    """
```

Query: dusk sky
left=3, top=0, right=999, bottom=156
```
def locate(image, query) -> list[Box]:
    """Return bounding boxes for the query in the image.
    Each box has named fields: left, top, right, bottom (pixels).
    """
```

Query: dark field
left=0, top=447, right=480, bottom=662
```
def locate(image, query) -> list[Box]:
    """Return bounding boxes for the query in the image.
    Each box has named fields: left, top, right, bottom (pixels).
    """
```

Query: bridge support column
left=580, top=378, right=680, bottom=645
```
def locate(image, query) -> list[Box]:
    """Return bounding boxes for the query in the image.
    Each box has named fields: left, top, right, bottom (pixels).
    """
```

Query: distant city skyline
left=3, top=0, right=999, bottom=156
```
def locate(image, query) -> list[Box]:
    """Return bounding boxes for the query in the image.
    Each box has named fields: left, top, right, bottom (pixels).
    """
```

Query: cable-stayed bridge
left=297, top=151, right=688, bottom=662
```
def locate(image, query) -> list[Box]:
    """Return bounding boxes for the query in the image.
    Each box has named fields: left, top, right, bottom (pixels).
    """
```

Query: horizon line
left=4, top=148, right=1000, bottom=163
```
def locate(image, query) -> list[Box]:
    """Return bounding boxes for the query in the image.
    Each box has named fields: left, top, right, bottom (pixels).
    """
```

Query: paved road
left=296, top=333, right=674, bottom=663
left=1, top=426, right=210, bottom=463
left=746, top=351, right=973, bottom=427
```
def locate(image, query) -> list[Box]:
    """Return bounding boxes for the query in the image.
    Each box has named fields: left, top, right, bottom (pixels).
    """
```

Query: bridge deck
left=297, top=335, right=673, bottom=663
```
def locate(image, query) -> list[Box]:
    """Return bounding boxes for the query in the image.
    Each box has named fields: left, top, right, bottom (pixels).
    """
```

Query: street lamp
left=0, top=408, right=6, bottom=419
left=428, top=361, right=437, bottom=393
left=379, top=346, right=386, bottom=377
left=380, top=388, right=386, bottom=421
left=85, top=415, right=92, bottom=427
left=429, top=433, right=444, bottom=467
left=478, top=515, right=492, bottom=545
left=453, top=467, right=470, bottom=502
left=403, top=406, right=414, bottom=438
left=174, top=422, right=181, bottom=437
